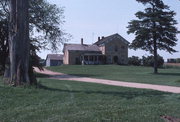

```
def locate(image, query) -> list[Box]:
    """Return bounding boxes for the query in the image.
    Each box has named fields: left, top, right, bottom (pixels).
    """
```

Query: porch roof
left=83, top=53, right=105, bottom=56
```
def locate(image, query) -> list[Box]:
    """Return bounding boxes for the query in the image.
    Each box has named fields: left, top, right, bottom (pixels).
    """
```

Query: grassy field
left=47, top=65, right=180, bottom=86
left=0, top=76, right=180, bottom=122
left=164, top=63, right=180, bottom=69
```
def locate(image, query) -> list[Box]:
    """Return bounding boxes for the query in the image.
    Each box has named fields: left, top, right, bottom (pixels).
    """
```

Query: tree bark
left=153, top=39, right=158, bottom=74
left=9, top=0, right=30, bottom=85
left=152, top=4, right=158, bottom=74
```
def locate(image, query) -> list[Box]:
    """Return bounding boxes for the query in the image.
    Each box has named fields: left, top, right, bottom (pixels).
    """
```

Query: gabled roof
left=94, top=33, right=130, bottom=46
left=63, top=44, right=101, bottom=52
left=46, top=54, right=63, bottom=60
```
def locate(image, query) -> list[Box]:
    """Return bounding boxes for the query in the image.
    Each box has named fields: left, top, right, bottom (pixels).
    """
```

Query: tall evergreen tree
left=127, top=0, right=179, bottom=73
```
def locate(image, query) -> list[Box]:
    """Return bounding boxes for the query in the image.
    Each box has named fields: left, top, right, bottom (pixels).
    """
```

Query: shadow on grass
left=36, top=72, right=100, bottom=79
left=35, top=73, right=50, bottom=78
left=156, top=73, right=180, bottom=76
left=176, top=80, right=180, bottom=83
left=66, top=74, right=100, bottom=77
left=37, top=83, right=171, bottom=99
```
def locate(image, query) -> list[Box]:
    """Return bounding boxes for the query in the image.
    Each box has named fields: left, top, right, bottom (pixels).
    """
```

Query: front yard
left=0, top=77, right=180, bottom=122
left=0, top=65, right=180, bottom=121
left=48, top=65, right=180, bottom=86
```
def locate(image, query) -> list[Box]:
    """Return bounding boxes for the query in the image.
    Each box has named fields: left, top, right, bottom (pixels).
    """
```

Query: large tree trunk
left=9, top=0, right=30, bottom=85
left=153, top=40, right=158, bottom=74
left=153, top=27, right=158, bottom=74
left=152, top=4, right=158, bottom=74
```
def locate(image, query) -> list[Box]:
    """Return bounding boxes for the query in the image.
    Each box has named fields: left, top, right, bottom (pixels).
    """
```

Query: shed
left=46, top=54, right=63, bottom=66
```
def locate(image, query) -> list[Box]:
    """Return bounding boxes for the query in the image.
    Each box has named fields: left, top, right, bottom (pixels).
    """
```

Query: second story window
left=121, top=46, right=125, bottom=49
left=115, top=46, right=118, bottom=52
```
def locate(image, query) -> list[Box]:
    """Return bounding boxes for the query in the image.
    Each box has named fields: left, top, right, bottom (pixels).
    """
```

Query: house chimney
left=81, top=38, right=83, bottom=45
left=98, top=37, right=101, bottom=41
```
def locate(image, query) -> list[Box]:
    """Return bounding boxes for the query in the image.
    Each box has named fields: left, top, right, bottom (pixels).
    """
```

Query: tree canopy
left=0, top=0, right=68, bottom=51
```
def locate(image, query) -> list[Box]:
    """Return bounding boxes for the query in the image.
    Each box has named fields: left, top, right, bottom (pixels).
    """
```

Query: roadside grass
left=47, top=65, right=180, bottom=86
left=0, top=76, right=180, bottom=122
left=164, top=63, right=180, bottom=69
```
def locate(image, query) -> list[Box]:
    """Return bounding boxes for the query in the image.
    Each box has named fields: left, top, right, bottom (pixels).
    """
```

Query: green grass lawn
left=0, top=76, right=180, bottom=122
left=47, top=65, right=180, bottom=86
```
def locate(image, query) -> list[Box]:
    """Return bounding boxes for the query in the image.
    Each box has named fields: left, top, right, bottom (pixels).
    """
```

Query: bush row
left=167, top=58, right=180, bottom=63
left=128, top=55, right=164, bottom=67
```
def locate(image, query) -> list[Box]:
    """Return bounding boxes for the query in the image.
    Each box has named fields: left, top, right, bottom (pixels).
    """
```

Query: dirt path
left=34, top=67, right=180, bottom=94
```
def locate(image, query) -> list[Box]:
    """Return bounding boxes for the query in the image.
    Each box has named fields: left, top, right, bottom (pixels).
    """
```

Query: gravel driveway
left=34, top=67, right=180, bottom=94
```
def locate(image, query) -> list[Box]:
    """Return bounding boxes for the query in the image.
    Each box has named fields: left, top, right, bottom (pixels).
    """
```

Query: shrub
left=167, top=58, right=177, bottom=63
left=142, top=55, right=164, bottom=68
left=176, top=58, right=180, bottom=63
left=128, top=56, right=141, bottom=66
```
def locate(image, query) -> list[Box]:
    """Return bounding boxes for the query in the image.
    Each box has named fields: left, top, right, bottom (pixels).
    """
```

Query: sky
left=39, top=0, right=180, bottom=60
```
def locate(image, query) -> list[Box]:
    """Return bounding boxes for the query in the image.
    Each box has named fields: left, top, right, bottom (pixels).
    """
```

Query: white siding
left=46, top=58, right=50, bottom=66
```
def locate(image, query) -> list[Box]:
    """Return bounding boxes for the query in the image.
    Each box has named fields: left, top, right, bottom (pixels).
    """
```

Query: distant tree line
left=167, top=58, right=180, bottom=63
left=128, top=55, right=164, bottom=68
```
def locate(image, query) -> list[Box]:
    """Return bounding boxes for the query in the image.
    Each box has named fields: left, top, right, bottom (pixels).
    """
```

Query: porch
left=81, top=54, right=106, bottom=65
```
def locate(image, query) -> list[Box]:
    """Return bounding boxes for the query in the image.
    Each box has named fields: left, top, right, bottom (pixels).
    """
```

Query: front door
left=113, top=56, right=118, bottom=64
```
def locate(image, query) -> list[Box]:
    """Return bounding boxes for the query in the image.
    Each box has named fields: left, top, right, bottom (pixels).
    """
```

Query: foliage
left=29, top=0, right=69, bottom=51
left=0, top=0, right=68, bottom=73
left=177, top=59, right=180, bottom=63
left=167, top=58, right=180, bottom=63
left=128, top=56, right=142, bottom=66
left=128, top=55, right=164, bottom=67
left=142, top=55, right=164, bottom=67
left=0, top=19, right=8, bottom=72
left=0, top=0, right=68, bottom=50
left=127, top=0, right=179, bottom=73
left=128, top=0, right=179, bottom=53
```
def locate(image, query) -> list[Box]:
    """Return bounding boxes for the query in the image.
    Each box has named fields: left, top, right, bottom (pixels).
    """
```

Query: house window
left=121, top=46, right=125, bottom=49
left=115, top=46, right=118, bottom=52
